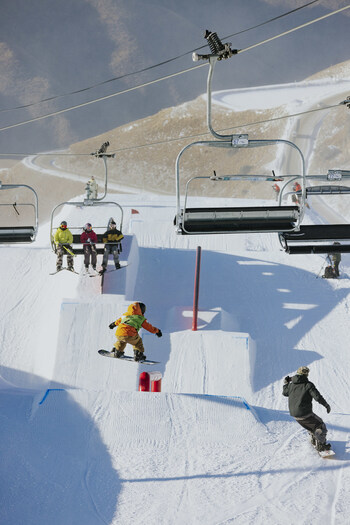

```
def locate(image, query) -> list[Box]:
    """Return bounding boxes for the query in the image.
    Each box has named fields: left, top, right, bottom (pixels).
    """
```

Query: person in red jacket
left=272, top=183, right=280, bottom=201
left=80, top=223, right=98, bottom=271
left=109, top=302, right=162, bottom=361
left=292, top=182, right=302, bottom=205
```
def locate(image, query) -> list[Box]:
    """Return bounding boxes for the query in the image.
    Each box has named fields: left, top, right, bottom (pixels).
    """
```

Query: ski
left=98, top=349, right=159, bottom=364
left=90, top=263, right=129, bottom=277
left=50, top=267, right=79, bottom=275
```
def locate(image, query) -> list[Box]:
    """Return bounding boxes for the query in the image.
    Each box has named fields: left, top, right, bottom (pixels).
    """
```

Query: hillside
left=2, top=59, right=349, bottom=228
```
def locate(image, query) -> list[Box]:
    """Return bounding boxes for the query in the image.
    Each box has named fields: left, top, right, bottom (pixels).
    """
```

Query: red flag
left=131, top=209, right=139, bottom=214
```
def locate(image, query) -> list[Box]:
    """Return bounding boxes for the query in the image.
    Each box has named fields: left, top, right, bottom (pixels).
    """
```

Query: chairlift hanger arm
left=88, top=140, right=116, bottom=202
left=175, top=139, right=232, bottom=220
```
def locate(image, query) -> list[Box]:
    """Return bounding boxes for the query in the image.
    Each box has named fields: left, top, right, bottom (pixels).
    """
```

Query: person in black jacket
left=99, top=220, right=124, bottom=275
left=283, top=366, right=331, bottom=452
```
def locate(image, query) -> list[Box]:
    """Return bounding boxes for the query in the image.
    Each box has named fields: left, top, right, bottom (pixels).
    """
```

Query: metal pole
left=192, top=246, right=202, bottom=331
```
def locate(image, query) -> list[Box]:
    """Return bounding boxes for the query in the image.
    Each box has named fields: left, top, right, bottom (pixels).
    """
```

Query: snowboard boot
left=316, top=441, right=331, bottom=452
left=134, top=350, right=146, bottom=362
left=99, top=267, right=106, bottom=276
left=310, top=435, right=316, bottom=447
left=115, top=263, right=121, bottom=269
left=113, top=349, right=124, bottom=358
left=67, top=267, right=75, bottom=272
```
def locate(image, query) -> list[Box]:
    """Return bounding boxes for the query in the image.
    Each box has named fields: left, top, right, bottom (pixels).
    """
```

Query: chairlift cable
left=0, top=96, right=346, bottom=157
left=0, top=63, right=208, bottom=133
left=0, top=6, right=347, bottom=133
left=238, top=4, right=350, bottom=55
left=0, top=0, right=321, bottom=114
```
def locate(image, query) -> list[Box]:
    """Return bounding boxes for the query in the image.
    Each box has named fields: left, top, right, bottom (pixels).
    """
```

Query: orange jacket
left=113, top=302, right=159, bottom=337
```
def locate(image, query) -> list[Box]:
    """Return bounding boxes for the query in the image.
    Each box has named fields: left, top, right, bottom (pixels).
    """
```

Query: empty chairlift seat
left=280, top=224, right=350, bottom=254
left=0, top=183, right=38, bottom=243
left=178, top=205, right=300, bottom=234
left=0, top=226, right=36, bottom=243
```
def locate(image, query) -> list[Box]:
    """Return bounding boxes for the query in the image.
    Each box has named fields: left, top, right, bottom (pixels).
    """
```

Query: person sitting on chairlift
left=80, top=223, right=98, bottom=271
left=54, top=221, right=75, bottom=272
left=99, top=220, right=124, bottom=275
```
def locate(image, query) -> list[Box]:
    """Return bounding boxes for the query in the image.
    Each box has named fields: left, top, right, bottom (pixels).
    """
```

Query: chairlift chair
left=175, top=138, right=305, bottom=235
left=280, top=170, right=350, bottom=253
left=50, top=199, right=123, bottom=254
left=0, top=182, right=38, bottom=243
left=175, top=40, right=306, bottom=235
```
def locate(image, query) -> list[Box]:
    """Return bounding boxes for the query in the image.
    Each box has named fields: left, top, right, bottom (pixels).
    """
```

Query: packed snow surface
left=1, top=78, right=350, bottom=524
left=211, top=77, right=350, bottom=111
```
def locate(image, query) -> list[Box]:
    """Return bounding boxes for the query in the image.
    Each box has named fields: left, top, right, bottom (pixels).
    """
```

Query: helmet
left=297, top=366, right=309, bottom=376
left=139, top=303, right=146, bottom=315
left=84, top=223, right=92, bottom=231
left=60, top=221, right=67, bottom=229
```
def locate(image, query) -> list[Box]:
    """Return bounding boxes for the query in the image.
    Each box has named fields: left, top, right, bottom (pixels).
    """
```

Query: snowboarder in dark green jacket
left=329, top=242, right=341, bottom=277
left=283, top=366, right=331, bottom=452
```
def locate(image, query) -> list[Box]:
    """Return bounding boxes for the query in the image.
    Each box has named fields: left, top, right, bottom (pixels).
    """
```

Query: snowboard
left=317, top=448, right=335, bottom=459
left=90, top=263, right=129, bottom=277
left=98, top=349, right=159, bottom=365
left=50, top=267, right=79, bottom=275
left=312, top=443, right=335, bottom=459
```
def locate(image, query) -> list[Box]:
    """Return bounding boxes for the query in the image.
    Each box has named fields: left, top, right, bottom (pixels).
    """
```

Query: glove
left=284, top=376, right=291, bottom=384
left=109, top=322, right=116, bottom=329
left=326, top=404, right=331, bottom=414
left=156, top=329, right=162, bottom=338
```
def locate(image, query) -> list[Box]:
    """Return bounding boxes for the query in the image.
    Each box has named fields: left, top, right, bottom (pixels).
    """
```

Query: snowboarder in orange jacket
left=109, top=302, right=162, bottom=361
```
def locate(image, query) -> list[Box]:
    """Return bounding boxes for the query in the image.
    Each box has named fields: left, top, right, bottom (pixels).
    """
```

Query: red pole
left=139, top=372, right=150, bottom=392
left=192, top=246, right=202, bottom=331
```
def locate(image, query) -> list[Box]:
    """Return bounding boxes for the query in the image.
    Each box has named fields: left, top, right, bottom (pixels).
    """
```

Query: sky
left=0, top=0, right=349, bottom=153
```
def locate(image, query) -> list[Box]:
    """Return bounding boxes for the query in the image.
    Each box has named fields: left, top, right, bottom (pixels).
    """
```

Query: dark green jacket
left=283, top=375, right=328, bottom=417
left=330, top=252, right=341, bottom=263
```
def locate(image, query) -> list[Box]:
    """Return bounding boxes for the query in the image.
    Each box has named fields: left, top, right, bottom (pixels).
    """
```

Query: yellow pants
left=114, top=334, right=145, bottom=353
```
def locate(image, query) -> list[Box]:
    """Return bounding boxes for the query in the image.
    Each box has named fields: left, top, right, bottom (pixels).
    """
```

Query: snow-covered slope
left=1, top=193, right=350, bottom=525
